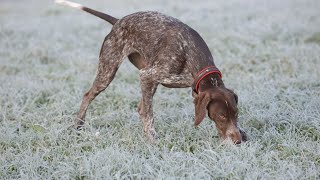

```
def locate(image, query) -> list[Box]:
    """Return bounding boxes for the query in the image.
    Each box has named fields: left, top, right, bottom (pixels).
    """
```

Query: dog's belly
left=161, top=83, right=191, bottom=88
left=159, top=73, right=193, bottom=88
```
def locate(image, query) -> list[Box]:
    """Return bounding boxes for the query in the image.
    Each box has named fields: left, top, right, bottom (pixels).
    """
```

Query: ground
left=0, top=0, right=319, bottom=179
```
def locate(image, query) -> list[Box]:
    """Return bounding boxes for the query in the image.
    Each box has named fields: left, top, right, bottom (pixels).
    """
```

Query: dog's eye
left=217, top=112, right=226, bottom=119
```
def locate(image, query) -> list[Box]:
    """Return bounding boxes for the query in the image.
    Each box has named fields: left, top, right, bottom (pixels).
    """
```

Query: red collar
left=192, top=66, right=222, bottom=94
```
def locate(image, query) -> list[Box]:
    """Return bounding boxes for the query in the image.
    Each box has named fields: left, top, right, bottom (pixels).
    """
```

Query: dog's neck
left=191, top=64, right=224, bottom=93
left=197, top=73, right=225, bottom=93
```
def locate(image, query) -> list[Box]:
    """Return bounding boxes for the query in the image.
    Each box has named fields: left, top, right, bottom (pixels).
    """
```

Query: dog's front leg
left=139, top=69, right=159, bottom=142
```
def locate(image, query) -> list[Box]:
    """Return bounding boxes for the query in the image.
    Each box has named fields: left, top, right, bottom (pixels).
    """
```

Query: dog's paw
left=66, top=124, right=84, bottom=136
left=70, top=117, right=85, bottom=131
left=72, top=124, right=84, bottom=131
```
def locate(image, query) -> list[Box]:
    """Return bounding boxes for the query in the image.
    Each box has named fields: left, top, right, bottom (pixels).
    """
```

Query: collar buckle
left=192, top=66, right=222, bottom=94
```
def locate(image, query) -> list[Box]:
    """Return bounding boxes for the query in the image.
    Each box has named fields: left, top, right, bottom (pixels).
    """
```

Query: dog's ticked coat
left=56, top=0, right=247, bottom=144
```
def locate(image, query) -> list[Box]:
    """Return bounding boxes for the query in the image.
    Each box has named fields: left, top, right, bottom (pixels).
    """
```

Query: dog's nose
left=220, top=132, right=242, bottom=144
left=226, top=128, right=242, bottom=145
left=240, top=129, right=247, bottom=142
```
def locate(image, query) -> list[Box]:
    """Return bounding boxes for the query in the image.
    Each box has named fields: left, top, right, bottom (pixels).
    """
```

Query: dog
left=55, top=0, right=247, bottom=144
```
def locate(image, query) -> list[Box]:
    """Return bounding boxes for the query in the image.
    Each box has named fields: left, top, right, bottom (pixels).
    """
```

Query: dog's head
left=193, top=87, right=247, bottom=144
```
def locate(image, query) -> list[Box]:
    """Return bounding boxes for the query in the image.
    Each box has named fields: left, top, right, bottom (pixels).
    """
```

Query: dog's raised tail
left=55, top=0, right=118, bottom=25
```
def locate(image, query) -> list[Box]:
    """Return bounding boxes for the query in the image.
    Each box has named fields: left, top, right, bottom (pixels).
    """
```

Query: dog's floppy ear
left=227, top=89, right=238, bottom=104
left=194, top=91, right=211, bottom=127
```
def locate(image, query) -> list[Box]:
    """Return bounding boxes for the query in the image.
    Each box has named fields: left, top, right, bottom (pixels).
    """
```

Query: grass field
left=1, top=0, right=320, bottom=179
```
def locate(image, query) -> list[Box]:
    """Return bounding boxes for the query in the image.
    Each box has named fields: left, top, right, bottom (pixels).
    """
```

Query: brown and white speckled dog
left=56, top=0, right=247, bottom=144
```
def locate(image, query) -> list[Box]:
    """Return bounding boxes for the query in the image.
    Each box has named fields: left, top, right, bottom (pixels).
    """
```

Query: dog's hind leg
left=74, top=34, right=129, bottom=129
